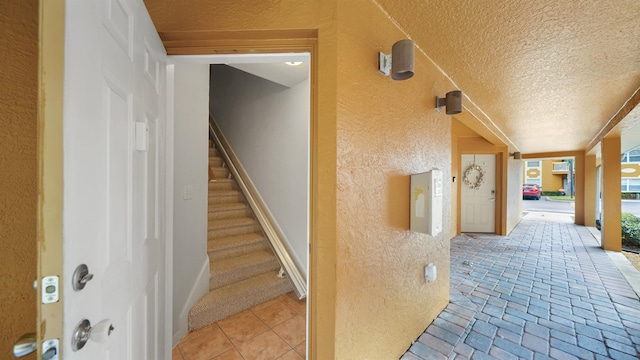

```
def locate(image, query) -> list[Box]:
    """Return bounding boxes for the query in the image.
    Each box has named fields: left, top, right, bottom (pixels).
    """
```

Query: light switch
left=183, top=185, right=193, bottom=200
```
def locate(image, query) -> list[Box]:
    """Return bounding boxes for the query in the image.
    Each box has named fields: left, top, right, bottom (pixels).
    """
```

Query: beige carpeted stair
left=188, top=146, right=292, bottom=331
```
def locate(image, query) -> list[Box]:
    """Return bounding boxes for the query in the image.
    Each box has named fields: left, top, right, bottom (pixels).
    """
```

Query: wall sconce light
left=378, top=39, right=415, bottom=80
left=435, top=90, right=462, bottom=115
left=510, top=152, right=522, bottom=160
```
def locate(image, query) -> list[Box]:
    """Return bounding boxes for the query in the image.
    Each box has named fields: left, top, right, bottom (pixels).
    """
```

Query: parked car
left=522, top=184, right=541, bottom=200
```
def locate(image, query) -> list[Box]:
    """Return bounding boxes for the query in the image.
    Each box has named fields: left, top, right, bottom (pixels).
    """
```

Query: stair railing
left=208, top=115, right=307, bottom=299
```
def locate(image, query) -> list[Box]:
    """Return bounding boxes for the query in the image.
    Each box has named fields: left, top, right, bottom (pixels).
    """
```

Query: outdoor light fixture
left=435, top=90, right=462, bottom=115
left=510, top=152, right=522, bottom=159
left=378, top=39, right=415, bottom=80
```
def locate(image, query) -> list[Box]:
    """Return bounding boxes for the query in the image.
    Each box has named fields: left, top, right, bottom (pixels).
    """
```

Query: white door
left=461, top=154, right=496, bottom=233
left=62, top=0, right=168, bottom=358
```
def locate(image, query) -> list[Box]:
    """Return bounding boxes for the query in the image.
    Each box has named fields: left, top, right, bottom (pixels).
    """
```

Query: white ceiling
left=228, top=62, right=309, bottom=88
left=170, top=53, right=310, bottom=88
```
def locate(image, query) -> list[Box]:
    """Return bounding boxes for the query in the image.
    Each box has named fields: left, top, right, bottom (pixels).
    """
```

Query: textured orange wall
left=584, top=154, right=597, bottom=226
left=541, top=159, right=564, bottom=191
left=146, top=0, right=455, bottom=357
left=334, top=1, right=450, bottom=357
left=0, top=1, right=38, bottom=358
left=602, top=137, right=622, bottom=251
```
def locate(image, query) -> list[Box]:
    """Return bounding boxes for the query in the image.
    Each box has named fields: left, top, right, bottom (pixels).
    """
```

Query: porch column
left=601, top=137, right=622, bottom=251
left=574, top=152, right=585, bottom=225
left=584, top=154, right=597, bottom=227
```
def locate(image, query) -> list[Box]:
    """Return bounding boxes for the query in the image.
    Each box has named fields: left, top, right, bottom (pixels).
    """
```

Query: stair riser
left=209, top=259, right=280, bottom=290
left=208, top=194, right=244, bottom=205
left=188, top=273, right=292, bottom=331
left=209, top=157, right=223, bottom=167
left=208, top=208, right=252, bottom=221
left=211, top=168, right=230, bottom=179
left=208, top=224, right=261, bottom=239
left=208, top=242, right=269, bottom=261
left=208, top=181, right=234, bottom=191
left=209, top=148, right=219, bottom=157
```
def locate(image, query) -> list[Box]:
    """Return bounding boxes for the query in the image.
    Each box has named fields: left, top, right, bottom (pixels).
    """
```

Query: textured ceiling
left=375, top=0, right=640, bottom=154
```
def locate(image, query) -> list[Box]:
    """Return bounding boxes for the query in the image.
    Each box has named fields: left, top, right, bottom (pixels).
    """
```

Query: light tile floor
left=173, top=292, right=306, bottom=360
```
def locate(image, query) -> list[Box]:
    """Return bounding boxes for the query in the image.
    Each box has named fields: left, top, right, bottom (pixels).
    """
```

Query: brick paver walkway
left=402, top=217, right=640, bottom=359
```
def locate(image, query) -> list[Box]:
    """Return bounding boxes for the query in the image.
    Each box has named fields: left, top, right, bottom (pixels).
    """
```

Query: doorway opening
left=170, top=53, right=310, bottom=356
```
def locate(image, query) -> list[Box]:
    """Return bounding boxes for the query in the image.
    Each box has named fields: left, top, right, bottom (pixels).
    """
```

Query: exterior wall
left=585, top=154, right=597, bottom=226
left=541, top=159, right=564, bottom=192
left=506, top=158, right=524, bottom=233
left=334, top=1, right=452, bottom=356
left=0, top=1, right=38, bottom=358
left=523, top=160, right=542, bottom=186
left=602, top=137, right=622, bottom=251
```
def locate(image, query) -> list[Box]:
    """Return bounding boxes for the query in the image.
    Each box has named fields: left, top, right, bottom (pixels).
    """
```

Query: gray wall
left=172, top=63, right=210, bottom=343
left=209, top=64, right=309, bottom=277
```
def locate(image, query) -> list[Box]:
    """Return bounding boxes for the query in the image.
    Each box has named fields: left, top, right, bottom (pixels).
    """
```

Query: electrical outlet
left=183, top=186, right=193, bottom=200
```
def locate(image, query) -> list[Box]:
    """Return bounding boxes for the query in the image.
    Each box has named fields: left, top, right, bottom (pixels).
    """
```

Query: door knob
left=71, top=319, right=114, bottom=351
left=13, top=333, right=36, bottom=358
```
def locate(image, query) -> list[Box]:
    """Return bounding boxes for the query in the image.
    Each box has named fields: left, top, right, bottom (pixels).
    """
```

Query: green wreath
left=463, top=164, right=485, bottom=190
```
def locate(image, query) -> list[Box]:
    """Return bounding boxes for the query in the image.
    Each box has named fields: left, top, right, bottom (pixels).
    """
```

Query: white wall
left=209, top=64, right=309, bottom=278
left=172, top=63, right=210, bottom=344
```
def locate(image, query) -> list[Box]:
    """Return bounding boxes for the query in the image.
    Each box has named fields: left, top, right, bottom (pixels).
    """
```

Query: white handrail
left=208, top=116, right=307, bottom=299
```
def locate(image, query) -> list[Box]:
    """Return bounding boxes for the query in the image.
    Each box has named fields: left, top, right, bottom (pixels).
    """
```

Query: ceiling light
left=285, top=61, right=303, bottom=66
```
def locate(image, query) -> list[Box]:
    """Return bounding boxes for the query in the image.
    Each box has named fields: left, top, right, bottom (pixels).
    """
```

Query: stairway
left=188, top=145, right=293, bottom=331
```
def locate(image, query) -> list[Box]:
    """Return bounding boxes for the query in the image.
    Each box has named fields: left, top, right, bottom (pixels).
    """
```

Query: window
left=621, top=179, right=640, bottom=192
left=622, top=150, right=640, bottom=163
left=527, top=161, right=540, bottom=167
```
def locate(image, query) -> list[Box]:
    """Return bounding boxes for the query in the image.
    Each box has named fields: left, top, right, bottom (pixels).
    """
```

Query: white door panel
left=63, top=0, right=167, bottom=358
left=461, top=154, right=496, bottom=233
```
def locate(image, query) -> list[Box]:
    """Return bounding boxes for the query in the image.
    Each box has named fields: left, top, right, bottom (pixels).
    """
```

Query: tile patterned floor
left=173, top=292, right=306, bottom=360
left=402, top=215, right=640, bottom=359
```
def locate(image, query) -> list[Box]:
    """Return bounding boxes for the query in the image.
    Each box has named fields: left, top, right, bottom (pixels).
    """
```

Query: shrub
left=621, top=212, right=640, bottom=247
left=541, top=191, right=565, bottom=196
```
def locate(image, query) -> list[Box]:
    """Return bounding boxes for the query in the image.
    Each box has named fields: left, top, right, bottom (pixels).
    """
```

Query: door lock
left=71, top=264, right=94, bottom=291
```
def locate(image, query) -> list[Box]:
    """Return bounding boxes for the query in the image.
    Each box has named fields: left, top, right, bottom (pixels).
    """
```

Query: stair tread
left=208, top=178, right=233, bottom=184
left=209, top=189, right=240, bottom=197
left=210, top=249, right=276, bottom=273
left=208, top=232, right=265, bottom=250
left=190, top=144, right=292, bottom=332
left=208, top=202, right=246, bottom=212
